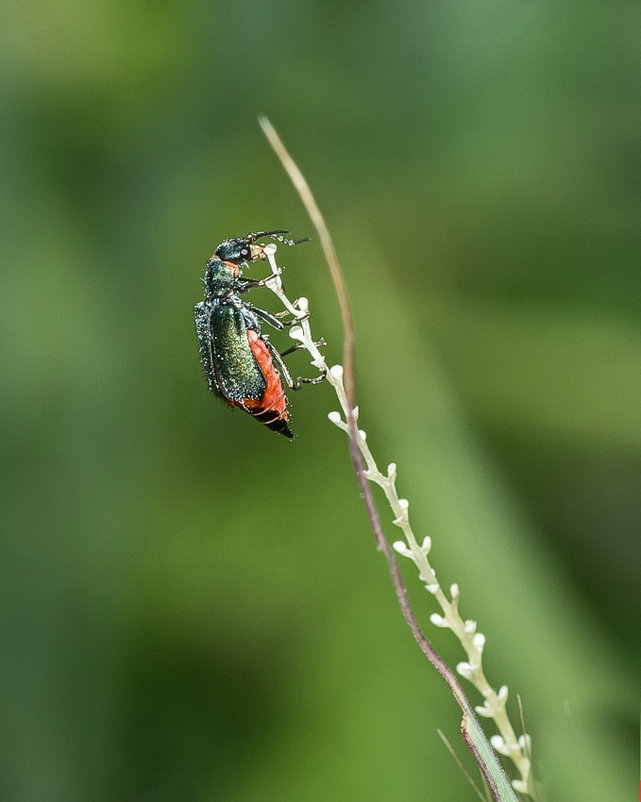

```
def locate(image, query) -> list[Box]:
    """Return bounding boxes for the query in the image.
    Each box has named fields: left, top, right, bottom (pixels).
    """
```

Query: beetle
left=194, top=230, right=324, bottom=438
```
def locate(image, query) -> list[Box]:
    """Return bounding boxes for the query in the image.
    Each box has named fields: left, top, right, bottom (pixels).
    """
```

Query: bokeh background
left=1, top=1, right=638, bottom=800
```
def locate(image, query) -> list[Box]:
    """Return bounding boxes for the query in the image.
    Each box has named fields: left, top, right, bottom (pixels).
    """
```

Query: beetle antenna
left=246, top=230, right=310, bottom=248
left=269, top=233, right=311, bottom=247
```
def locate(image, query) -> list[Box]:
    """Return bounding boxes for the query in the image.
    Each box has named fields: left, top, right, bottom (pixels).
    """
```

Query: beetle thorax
left=204, top=258, right=238, bottom=298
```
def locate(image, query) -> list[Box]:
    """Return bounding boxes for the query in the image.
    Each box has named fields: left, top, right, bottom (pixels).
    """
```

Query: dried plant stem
left=259, top=117, right=535, bottom=801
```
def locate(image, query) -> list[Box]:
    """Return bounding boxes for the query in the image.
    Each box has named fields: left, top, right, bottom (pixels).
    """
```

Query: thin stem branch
left=258, top=117, right=525, bottom=802
left=258, top=116, right=355, bottom=406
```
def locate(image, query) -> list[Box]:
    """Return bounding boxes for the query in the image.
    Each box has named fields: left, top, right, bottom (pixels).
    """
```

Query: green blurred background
left=1, top=1, right=638, bottom=800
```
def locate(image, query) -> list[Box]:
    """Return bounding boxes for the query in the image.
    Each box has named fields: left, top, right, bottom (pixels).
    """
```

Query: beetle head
left=215, top=230, right=309, bottom=266
left=214, top=237, right=254, bottom=265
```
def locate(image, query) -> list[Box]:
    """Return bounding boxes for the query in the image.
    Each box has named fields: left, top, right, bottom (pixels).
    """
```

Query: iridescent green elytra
left=196, top=293, right=267, bottom=404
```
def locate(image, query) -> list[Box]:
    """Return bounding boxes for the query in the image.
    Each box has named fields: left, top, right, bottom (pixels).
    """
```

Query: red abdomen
left=241, top=330, right=292, bottom=438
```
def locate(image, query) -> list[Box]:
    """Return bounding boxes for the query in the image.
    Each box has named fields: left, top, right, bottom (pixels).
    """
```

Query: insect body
left=194, top=230, right=321, bottom=438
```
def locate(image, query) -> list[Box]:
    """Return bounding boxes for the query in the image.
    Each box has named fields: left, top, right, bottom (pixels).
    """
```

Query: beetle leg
left=278, top=343, right=303, bottom=357
left=264, top=339, right=327, bottom=390
left=237, top=279, right=263, bottom=291
left=273, top=308, right=311, bottom=326
left=245, top=304, right=285, bottom=331
left=291, top=369, right=327, bottom=390
left=238, top=271, right=283, bottom=291
left=279, top=337, right=326, bottom=357
left=232, top=296, right=284, bottom=331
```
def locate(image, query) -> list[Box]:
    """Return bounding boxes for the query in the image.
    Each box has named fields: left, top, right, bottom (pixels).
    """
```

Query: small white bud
left=472, top=633, right=486, bottom=651
left=450, top=583, right=460, bottom=599
left=263, top=243, right=277, bottom=256
left=518, top=734, right=532, bottom=752
left=328, top=412, right=348, bottom=432
left=289, top=325, right=304, bottom=341
left=358, top=429, right=367, bottom=441
left=297, top=296, right=309, bottom=312
left=420, top=536, right=432, bottom=554
left=398, top=498, right=409, bottom=511
left=512, top=780, right=528, bottom=794
left=497, top=685, right=509, bottom=702
left=352, top=405, right=359, bottom=418
left=425, top=583, right=440, bottom=594
left=490, top=735, right=509, bottom=756
left=475, top=702, right=493, bottom=718
left=387, top=462, right=397, bottom=477
left=463, top=619, right=477, bottom=633
left=429, top=613, right=449, bottom=628
left=392, top=541, right=412, bottom=557
left=456, top=662, right=473, bottom=679
left=496, top=737, right=520, bottom=756
left=329, top=364, right=343, bottom=379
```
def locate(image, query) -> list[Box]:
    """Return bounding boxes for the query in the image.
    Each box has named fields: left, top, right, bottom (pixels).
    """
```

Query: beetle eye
left=241, top=248, right=248, bottom=256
